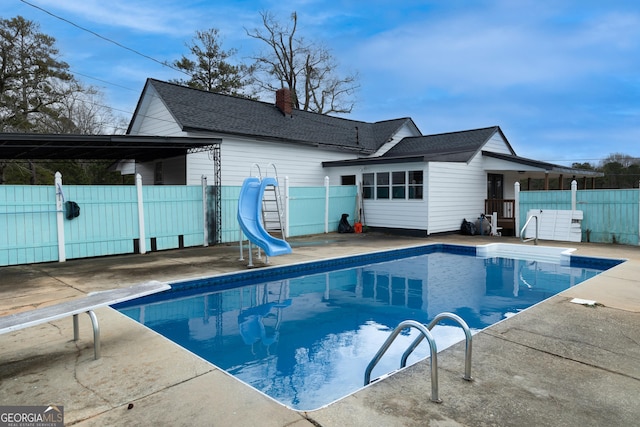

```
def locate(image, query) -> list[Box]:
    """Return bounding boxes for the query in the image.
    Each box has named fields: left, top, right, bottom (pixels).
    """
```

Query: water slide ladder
left=259, top=164, right=287, bottom=240
left=364, top=312, right=473, bottom=403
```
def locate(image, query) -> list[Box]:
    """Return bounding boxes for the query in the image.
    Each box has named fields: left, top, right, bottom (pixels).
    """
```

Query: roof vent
left=276, top=88, right=293, bottom=116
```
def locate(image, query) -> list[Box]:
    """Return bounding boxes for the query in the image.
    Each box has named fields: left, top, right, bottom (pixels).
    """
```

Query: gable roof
left=130, top=79, right=417, bottom=154
left=382, top=126, right=511, bottom=161
left=323, top=126, right=510, bottom=166
left=322, top=125, right=602, bottom=177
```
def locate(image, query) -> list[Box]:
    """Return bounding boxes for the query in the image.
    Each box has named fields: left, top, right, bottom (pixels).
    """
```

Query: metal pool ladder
left=364, top=312, right=473, bottom=403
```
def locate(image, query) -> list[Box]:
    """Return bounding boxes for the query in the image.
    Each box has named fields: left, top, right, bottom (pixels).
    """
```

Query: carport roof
left=0, top=133, right=220, bottom=162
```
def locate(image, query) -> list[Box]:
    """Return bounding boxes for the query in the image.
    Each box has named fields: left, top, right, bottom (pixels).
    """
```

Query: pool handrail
left=400, top=312, right=473, bottom=382
left=521, top=214, right=539, bottom=245
left=364, top=320, right=441, bottom=403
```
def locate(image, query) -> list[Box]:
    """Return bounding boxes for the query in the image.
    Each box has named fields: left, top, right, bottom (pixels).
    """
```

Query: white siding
left=372, top=122, right=422, bottom=156
left=188, top=136, right=360, bottom=186
left=482, top=132, right=513, bottom=155
left=427, top=154, right=486, bottom=234
left=129, top=86, right=183, bottom=136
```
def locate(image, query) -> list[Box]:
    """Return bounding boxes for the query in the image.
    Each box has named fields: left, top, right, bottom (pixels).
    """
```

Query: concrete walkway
left=0, top=233, right=638, bottom=426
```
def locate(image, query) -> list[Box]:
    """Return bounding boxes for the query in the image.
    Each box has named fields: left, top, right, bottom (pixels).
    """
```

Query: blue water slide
left=237, top=177, right=292, bottom=257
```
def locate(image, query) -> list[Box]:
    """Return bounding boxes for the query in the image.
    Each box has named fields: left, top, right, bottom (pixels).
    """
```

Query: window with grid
left=392, top=171, right=406, bottom=199
left=376, top=172, right=390, bottom=199
left=362, top=173, right=374, bottom=199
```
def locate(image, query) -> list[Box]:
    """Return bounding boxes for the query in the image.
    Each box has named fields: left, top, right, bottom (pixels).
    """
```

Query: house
left=126, top=78, right=600, bottom=236
left=127, top=79, right=419, bottom=186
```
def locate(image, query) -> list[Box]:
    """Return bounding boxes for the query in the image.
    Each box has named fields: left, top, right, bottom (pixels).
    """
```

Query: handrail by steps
left=520, top=214, right=539, bottom=245
left=401, top=312, right=473, bottom=381
left=364, top=320, right=442, bottom=403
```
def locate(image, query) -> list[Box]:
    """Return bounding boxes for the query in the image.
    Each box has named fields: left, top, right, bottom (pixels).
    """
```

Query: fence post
left=202, top=175, right=208, bottom=247
left=54, top=172, right=66, bottom=262
left=324, top=176, right=330, bottom=233
left=571, top=180, right=577, bottom=211
left=284, top=176, right=290, bottom=238
left=136, top=174, right=147, bottom=254
left=514, top=181, right=520, bottom=238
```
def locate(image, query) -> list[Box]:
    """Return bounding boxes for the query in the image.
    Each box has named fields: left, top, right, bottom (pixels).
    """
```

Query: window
left=392, top=171, right=406, bottom=199
left=376, top=172, right=389, bottom=199
left=363, top=170, right=423, bottom=200
left=408, top=170, right=423, bottom=199
left=341, top=175, right=356, bottom=185
left=362, top=173, right=374, bottom=199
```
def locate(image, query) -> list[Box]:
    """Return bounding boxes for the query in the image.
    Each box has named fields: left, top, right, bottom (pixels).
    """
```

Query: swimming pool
left=114, top=244, right=621, bottom=410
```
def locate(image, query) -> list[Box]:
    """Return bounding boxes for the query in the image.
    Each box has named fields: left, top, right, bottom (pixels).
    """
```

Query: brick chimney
left=275, top=88, right=293, bottom=116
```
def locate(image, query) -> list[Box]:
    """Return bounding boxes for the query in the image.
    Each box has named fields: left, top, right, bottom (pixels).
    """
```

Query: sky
left=5, top=0, right=640, bottom=166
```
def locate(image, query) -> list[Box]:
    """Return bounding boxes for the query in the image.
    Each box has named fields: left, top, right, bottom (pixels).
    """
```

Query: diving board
left=0, top=280, right=171, bottom=359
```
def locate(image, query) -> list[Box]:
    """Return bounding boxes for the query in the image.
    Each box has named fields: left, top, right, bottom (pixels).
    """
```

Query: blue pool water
left=114, top=244, right=619, bottom=410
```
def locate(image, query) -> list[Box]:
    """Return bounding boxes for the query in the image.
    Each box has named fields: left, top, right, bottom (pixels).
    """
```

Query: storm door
left=487, top=173, right=503, bottom=199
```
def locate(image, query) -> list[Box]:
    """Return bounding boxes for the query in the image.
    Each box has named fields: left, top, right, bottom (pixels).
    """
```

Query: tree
left=571, top=162, right=595, bottom=170
left=0, top=16, right=127, bottom=184
left=170, top=28, right=250, bottom=96
left=598, top=154, right=640, bottom=189
left=43, top=81, right=127, bottom=135
left=0, top=16, right=76, bottom=132
left=599, top=153, right=638, bottom=169
left=246, top=11, right=358, bottom=114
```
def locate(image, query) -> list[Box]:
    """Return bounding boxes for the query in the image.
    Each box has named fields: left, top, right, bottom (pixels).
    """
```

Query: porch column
left=544, top=172, right=549, bottom=190
left=558, top=174, right=564, bottom=190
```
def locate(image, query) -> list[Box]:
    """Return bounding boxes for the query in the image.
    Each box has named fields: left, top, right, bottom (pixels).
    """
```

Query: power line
left=70, top=70, right=138, bottom=92
left=19, top=0, right=189, bottom=76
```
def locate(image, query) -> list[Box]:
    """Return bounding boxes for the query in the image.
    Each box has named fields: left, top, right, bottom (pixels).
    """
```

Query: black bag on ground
left=338, top=213, right=354, bottom=233
left=460, top=219, right=475, bottom=235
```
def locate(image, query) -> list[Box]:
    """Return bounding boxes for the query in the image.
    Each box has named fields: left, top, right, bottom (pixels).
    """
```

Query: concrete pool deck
left=0, top=233, right=638, bottom=426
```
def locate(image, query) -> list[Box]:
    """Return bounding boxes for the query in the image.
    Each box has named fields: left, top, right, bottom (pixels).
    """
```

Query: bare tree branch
left=246, top=11, right=358, bottom=114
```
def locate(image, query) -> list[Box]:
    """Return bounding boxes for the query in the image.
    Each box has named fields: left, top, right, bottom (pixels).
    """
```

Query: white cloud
left=352, top=4, right=640, bottom=95
left=30, top=0, right=201, bottom=36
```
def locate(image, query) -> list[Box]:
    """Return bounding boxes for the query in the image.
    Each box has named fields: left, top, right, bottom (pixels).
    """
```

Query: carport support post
left=55, top=172, right=66, bottom=262
left=136, top=174, right=147, bottom=254
left=202, top=175, right=208, bottom=247
left=324, top=176, right=330, bottom=233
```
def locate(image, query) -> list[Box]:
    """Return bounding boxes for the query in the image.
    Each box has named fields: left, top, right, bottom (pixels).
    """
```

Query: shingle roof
left=140, top=79, right=414, bottom=154
left=382, top=126, right=507, bottom=161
